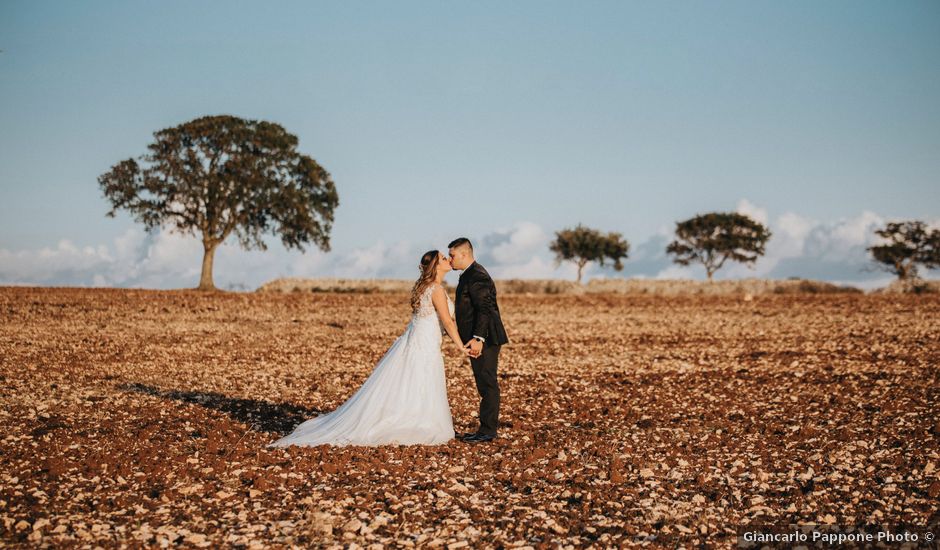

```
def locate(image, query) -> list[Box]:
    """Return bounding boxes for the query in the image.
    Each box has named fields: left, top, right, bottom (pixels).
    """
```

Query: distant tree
left=866, top=221, right=940, bottom=281
left=98, top=115, right=339, bottom=291
left=666, top=212, right=771, bottom=281
left=549, top=224, right=629, bottom=283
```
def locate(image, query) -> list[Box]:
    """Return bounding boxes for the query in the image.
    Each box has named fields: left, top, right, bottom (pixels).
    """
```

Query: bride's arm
left=431, top=285, right=464, bottom=351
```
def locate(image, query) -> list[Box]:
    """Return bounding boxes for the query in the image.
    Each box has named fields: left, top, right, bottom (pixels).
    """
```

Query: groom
left=448, top=238, right=509, bottom=443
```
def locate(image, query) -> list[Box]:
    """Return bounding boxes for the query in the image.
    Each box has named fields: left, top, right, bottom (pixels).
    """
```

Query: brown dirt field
left=1, top=287, right=938, bottom=547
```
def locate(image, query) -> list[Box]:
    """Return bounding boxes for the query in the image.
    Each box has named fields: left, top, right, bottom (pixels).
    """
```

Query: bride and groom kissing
left=269, top=237, right=509, bottom=448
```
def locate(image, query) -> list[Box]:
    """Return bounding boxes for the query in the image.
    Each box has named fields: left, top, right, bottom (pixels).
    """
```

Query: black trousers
left=470, top=344, right=501, bottom=435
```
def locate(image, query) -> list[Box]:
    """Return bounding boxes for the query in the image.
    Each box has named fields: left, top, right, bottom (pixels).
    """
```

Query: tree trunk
left=198, top=242, right=217, bottom=291
left=706, top=268, right=714, bottom=282
left=897, top=260, right=917, bottom=281
left=576, top=260, right=587, bottom=284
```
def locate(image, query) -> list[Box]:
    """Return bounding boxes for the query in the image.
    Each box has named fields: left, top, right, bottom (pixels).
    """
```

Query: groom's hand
left=462, top=341, right=474, bottom=358
left=464, top=339, right=483, bottom=358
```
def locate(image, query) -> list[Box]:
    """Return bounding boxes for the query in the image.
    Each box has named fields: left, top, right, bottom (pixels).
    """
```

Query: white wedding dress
left=268, top=284, right=455, bottom=447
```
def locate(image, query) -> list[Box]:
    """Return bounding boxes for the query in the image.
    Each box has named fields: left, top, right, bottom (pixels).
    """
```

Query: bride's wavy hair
left=410, top=250, right=441, bottom=313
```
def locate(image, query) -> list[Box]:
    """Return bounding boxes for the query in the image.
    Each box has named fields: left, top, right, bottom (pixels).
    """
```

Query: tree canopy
left=99, top=115, right=338, bottom=290
left=665, top=212, right=771, bottom=281
left=867, top=220, right=940, bottom=281
left=549, top=224, right=630, bottom=283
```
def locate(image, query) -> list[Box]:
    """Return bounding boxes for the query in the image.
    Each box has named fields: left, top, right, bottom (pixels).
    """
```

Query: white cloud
left=774, top=211, right=814, bottom=258
left=650, top=204, right=940, bottom=283
left=487, top=255, right=574, bottom=280
left=327, top=240, right=416, bottom=279
left=1, top=205, right=937, bottom=289
left=735, top=198, right=769, bottom=226
left=0, top=238, right=113, bottom=286
left=485, top=221, right=547, bottom=265
left=476, top=221, right=573, bottom=279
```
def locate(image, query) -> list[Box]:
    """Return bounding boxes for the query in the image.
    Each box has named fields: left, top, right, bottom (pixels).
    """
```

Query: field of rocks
left=1, top=286, right=938, bottom=547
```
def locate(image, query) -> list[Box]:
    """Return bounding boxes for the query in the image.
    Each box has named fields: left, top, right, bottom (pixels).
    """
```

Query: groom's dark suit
left=455, top=261, right=508, bottom=436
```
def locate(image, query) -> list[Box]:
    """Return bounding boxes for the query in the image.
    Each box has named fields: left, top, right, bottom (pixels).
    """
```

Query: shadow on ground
left=117, top=382, right=323, bottom=434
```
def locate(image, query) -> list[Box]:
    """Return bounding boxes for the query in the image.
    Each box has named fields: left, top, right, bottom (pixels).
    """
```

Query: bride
left=268, top=250, right=467, bottom=447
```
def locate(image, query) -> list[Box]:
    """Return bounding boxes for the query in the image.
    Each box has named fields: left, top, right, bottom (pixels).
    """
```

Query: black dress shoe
left=465, top=433, right=496, bottom=443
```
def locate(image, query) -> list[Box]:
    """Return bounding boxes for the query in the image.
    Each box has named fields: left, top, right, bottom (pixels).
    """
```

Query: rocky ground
left=0, top=287, right=938, bottom=548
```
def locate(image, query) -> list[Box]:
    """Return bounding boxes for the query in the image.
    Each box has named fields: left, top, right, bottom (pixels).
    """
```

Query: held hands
left=452, top=338, right=478, bottom=359
left=463, top=338, right=483, bottom=359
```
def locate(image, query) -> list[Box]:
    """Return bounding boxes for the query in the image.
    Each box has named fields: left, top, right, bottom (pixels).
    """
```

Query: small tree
left=866, top=221, right=940, bottom=281
left=99, top=115, right=339, bottom=290
left=666, top=212, right=771, bottom=281
left=549, top=224, right=629, bottom=283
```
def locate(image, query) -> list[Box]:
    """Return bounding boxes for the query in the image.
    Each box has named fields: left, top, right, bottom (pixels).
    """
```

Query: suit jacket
left=455, top=261, right=509, bottom=347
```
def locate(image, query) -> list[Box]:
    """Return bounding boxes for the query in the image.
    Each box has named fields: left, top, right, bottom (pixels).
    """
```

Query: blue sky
left=1, top=1, right=938, bottom=289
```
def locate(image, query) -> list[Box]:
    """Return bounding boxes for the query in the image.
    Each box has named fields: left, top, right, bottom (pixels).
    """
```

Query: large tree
left=549, top=224, right=629, bottom=283
left=99, top=115, right=339, bottom=290
left=866, top=220, right=940, bottom=281
left=665, top=212, right=771, bottom=281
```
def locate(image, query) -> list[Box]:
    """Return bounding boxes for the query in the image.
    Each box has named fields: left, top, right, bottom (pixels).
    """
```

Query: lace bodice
left=414, top=283, right=454, bottom=323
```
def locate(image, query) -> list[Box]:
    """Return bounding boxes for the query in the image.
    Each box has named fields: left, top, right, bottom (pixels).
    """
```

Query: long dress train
left=268, top=284, right=455, bottom=447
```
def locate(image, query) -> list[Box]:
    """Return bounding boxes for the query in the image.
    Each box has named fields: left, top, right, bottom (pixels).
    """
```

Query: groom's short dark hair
left=448, top=237, right=473, bottom=251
